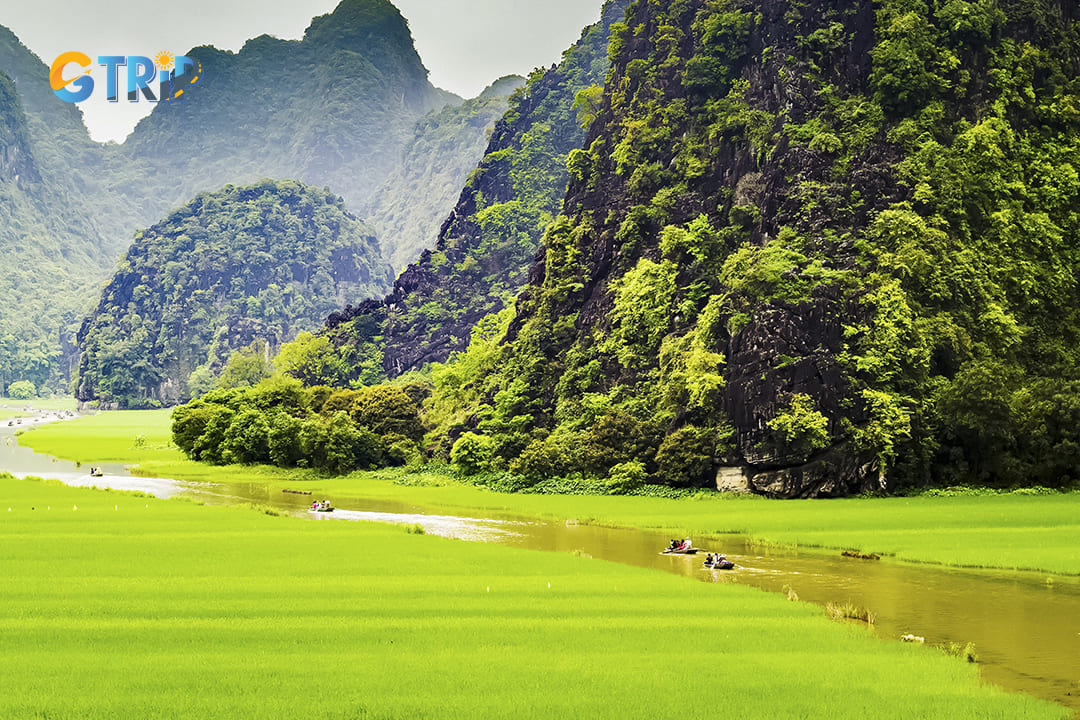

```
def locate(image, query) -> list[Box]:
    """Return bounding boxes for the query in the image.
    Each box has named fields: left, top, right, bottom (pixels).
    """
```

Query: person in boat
left=669, top=539, right=679, bottom=551
left=312, top=501, right=319, bottom=511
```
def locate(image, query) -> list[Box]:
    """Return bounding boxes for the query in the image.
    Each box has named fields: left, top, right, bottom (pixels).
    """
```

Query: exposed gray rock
left=747, top=443, right=882, bottom=498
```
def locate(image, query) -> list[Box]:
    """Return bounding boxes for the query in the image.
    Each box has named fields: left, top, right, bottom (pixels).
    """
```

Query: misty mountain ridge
left=0, top=0, right=516, bottom=391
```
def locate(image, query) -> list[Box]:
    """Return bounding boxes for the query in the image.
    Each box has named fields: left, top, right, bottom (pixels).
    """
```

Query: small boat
left=315, top=506, right=335, bottom=513
left=702, top=554, right=735, bottom=570
left=89, top=467, right=103, bottom=477
left=662, top=542, right=699, bottom=555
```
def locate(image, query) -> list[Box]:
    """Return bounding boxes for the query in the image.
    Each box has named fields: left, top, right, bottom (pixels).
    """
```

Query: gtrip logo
left=50, top=51, right=202, bottom=104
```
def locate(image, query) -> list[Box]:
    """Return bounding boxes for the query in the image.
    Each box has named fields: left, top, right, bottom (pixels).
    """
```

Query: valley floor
left=0, top=473, right=1068, bottom=719
left=20, top=409, right=1080, bottom=576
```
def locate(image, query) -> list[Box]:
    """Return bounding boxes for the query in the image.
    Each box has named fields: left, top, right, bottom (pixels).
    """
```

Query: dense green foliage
left=170, top=374, right=425, bottom=472
left=322, top=0, right=630, bottom=380
left=417, top=0, right=1080, bottom=495
left=0, top=58, right=122, bottom=396
left=0, top=0, right=502, bottom=388
left=75, top=181, right=392, bottom=408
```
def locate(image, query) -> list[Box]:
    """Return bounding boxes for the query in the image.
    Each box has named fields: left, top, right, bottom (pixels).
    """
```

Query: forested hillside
left=420, top=0, right=1080, bottom=496
left=75, top=180, right=392, bottom=408
left=0, top=0, right=507, bottom=391
left=0, top=68, right=114, bottom=394
left=318, top=0, right=631, bottom=381
left=363, top=75, right=524, bottom=270
left=0, top=28, right=144, bottom=394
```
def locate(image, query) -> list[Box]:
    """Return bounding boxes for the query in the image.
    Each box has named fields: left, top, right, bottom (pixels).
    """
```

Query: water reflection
left=3, top=421, right=1078, bottom=715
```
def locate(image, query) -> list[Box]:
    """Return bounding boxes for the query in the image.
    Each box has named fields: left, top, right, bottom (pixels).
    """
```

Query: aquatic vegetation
left=939, top=642, right=980, bottom=664
left=826, top=601, right=876, bottom=625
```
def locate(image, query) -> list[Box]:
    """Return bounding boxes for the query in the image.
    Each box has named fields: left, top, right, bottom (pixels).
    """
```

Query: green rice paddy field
left=19, top=410, right=1080, bottom=575
left=0, top=473, right=1067, bottom=719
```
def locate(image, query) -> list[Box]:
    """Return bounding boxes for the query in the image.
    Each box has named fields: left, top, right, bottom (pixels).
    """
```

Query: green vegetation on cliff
left=116, top=0, right=460, bottom=229
left=75, top=180, right=392, bottom=408
left=320, top=0, right=631, bottom=380
left=363, top=75, right=525, bottom=270
left=1, top=0, right=503, bottom=389
left=0, top=66, right=114, bottom=395
left=419, top=0, right=1080, bottom=496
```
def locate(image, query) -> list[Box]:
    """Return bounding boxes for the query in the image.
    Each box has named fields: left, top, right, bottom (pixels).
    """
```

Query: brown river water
left=3, top=417, right=1079, bottom=715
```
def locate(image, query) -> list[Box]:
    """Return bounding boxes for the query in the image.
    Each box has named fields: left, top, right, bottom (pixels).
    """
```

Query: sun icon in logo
left=154, top=50, right=174, bottom=72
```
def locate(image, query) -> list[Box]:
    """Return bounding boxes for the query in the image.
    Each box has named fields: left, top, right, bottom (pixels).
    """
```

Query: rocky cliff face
left=0, top=0, right=499, bottom=391
left=362, top=75, right=525, bottom=270
left=323, top=0, right=631, bottom=380
left=0, top=71, right=38, bottom=186
left=436, top=0, right=1080, bottom=496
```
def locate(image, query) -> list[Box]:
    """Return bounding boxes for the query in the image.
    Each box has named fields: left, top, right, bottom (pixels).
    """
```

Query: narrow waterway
left=2, top=419, right=1078, bottom=715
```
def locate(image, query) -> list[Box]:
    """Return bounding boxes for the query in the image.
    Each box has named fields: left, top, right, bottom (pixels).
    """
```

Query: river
left=2, top=417, right=1078, bottom=715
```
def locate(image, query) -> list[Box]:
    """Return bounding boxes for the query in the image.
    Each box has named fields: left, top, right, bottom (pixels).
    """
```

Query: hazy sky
left=4, top=0, right=605, bottom=143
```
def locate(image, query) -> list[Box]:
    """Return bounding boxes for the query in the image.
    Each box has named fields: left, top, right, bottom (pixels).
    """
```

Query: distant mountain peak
left=304, top=0, right=415, bottom=47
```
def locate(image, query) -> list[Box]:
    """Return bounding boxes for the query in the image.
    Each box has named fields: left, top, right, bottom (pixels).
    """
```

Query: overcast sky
left=4, top=0, right=605, bottom=143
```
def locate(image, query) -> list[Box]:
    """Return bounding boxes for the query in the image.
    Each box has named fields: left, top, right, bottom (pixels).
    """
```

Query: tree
left=350, top=385, right=424, bottom=440
left=450, top=433, right=492, bottom=475
left=217, top=341, right=273, bottom=390
left=7, top=380, right=35, bottom=400
left=275, top=332, right=349, bottom=387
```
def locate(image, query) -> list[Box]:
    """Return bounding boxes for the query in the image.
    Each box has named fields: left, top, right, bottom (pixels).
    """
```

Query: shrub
left=606, top=460, right=647, bottom=494
left=7, top=380, right=35, bottom=400
left=450, top=432, right=493, bottom=475
left=656, top=425, right=716, bottom=487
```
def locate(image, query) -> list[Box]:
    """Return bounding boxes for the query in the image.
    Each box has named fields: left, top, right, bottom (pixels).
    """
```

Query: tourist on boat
left=312, top=501, right=319, bottom=511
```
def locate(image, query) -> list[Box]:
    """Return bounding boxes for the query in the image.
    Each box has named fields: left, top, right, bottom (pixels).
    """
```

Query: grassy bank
left=0, top=473, right=1066, bottom=719
left=18, top=410, right=1080, bottom=575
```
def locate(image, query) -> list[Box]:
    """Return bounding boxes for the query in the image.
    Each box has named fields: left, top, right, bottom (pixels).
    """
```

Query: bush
left=606, top=460, right=647, bottom=494
left=221, top=408, right=271, bottom=465
left=7, top=380, right=35, bottom=400
left=656, top=425, right=716, bottom=488
left=450, top=432, right=492, bottom=475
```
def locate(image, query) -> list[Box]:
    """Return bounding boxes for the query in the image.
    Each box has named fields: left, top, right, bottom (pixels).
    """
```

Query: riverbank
left=0, top=472, right=1066, bottom=719
left=18, top=409, right=1080, bottom=575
